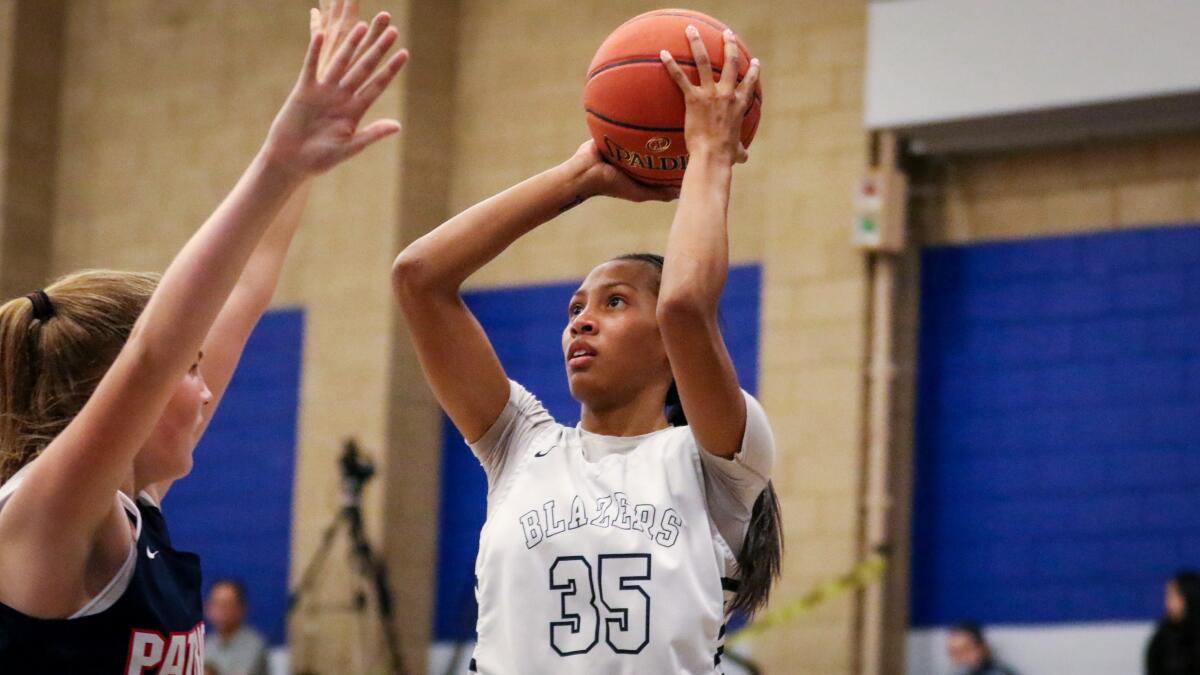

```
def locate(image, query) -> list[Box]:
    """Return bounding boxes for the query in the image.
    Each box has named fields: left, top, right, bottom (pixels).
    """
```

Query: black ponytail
left=665, top=380, right=688, bottom=427
left=618, top=251, right=784, bottom=617
left=731, top=483, right=783, bottom=616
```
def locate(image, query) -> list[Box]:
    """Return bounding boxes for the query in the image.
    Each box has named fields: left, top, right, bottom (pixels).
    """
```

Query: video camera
left=339, top=439, right=376, bottom=504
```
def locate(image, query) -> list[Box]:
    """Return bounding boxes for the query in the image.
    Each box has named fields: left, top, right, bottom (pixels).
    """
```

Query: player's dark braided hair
left=615, top=253, right=783, bottom=617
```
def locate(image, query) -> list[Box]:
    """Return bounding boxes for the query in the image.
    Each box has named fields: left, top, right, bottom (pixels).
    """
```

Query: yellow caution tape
left=727, top=552, right=888, bottom=645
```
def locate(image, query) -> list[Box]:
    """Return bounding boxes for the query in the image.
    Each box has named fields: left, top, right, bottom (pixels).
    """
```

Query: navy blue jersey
left=0, top=495, right=204, bottom=674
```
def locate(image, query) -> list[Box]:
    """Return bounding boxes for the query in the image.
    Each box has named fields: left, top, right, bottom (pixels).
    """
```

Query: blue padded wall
left=169, top=308, right=304, bottom=645
left=434, top=264, right=762, bottom=641
left=911, top=225, right=1200, bottom=627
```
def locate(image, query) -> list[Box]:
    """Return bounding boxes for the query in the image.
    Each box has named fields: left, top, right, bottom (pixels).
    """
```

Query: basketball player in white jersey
left=0, top=4, right=407, bottom=672
left=393, top=27, right=780, bottom=674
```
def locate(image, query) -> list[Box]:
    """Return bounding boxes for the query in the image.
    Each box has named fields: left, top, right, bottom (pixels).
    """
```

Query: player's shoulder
left=506, top=379, right=560, bottom=426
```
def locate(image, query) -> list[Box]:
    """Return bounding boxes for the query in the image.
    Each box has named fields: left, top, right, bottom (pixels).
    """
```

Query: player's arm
left=392, top=142, right=675, bottom=441
left=149, top=4, right=396, bottom=502
left=0, top=14, right=406, bottom=595
left=657, top=27, right=761, bottom=459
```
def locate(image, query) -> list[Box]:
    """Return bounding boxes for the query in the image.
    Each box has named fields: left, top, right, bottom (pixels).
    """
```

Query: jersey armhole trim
left=68, top=491, right=141, bottom=619
left=0, top=465, right=143, bottom=620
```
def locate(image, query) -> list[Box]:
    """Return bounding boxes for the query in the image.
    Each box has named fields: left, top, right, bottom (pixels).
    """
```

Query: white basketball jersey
left=468, top=382, right=774, bottom=675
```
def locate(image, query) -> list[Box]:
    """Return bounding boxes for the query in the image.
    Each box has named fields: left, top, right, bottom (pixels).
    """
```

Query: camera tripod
left=288, top=439, right=407, bottom=675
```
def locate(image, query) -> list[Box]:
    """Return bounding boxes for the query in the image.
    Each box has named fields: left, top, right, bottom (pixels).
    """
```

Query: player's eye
left=568, top=303, right=584, bottom=316
left=608, top=295, right=626, bottom=308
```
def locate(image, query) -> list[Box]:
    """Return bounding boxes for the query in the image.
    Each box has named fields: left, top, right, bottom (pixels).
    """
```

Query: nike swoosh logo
left=147, top=548, right=160, bottom=560
left=534, top=445, right=557, bottom=458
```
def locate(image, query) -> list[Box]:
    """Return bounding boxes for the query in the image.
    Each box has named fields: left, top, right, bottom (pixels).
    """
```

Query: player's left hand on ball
left=660, top=26, right=760, bottom=165
left=572, top=140, right=680, bottom=203
left=262, top=9, right=409, bottom=177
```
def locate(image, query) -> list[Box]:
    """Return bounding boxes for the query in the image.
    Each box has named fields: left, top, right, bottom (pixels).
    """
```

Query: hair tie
left=25, top=290, right=55, bottom=321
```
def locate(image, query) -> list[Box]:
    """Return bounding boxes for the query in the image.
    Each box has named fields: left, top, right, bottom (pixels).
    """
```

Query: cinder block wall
left=0, top=0, right=13, bottom=213
left=916, top=133, right=1200, bottom=244
left=0, top=0, right=18, bottom=281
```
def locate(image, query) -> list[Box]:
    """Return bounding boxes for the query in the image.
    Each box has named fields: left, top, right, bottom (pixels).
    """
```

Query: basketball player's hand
left=313, top=0, right=390, bottom=80
left=571, top=140, right=680, bottom=203
left=660, top=26, right=759, bottom=165
left=261, top=10, right=408, bottom=177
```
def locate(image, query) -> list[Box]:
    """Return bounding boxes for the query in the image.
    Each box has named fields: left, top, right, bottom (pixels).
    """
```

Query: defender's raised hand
left=264, top=8, right=409, bottom=176
left=660, top=26, right=760, bottom=165
left=311, top=0, right=392, bottom=80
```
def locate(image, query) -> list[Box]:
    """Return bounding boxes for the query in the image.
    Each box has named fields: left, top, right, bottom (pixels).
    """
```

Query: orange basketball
left=583, top=9, right=763, bottom=187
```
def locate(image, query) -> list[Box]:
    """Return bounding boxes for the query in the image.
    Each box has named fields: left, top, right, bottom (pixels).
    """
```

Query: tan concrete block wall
left=1, top=0, right=65, bottom=299
left=447, top=1, right=872, bottom=673
left=918, top=132, right=1200, bottom=244
left=0, top=0, right=14, bottom=224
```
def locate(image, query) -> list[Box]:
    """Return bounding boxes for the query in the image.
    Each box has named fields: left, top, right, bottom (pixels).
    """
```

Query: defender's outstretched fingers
left=720, top=29, right=740, bottom=93
left=685, top=25, right=714, bottom=88
left=354, top=48, right=409, bottom=113
left=659, top=50, right=693, bottom=94
left=323, top=21, right=367, bottom=84
left=351, top=11, right=390, bottom=65
left=345, top=118, right=402, bottom=158
left=341, top=25, right=398, bottom=92
left=300, top=30, right=324, bottom=85
left=318, top=0, right=357, bottom=77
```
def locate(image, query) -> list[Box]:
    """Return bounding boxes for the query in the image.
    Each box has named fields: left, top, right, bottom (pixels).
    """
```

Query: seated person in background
left=946, top=621, right=1018, bottom=675
left=205, top=579, right=269, bottom=675
left=1146, top=570, right=1200, bottom=675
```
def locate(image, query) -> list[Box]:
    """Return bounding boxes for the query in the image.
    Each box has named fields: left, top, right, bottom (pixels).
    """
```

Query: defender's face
left=139, top=354, right=213, bottom=483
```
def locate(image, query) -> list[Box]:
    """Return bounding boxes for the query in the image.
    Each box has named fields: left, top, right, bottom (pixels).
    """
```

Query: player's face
left=138, top=353, right=213, bottom=483
left=563, top=260, right=671, bottom=409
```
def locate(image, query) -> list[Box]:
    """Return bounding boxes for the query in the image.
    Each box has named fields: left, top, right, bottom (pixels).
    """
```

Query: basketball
left=583, top=9, right=763, bottom=186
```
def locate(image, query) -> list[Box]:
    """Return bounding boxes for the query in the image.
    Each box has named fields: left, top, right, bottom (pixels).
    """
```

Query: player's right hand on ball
left=261, top=8, right=409, bottom=177
left=571, top=140, right=680, bottom=203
